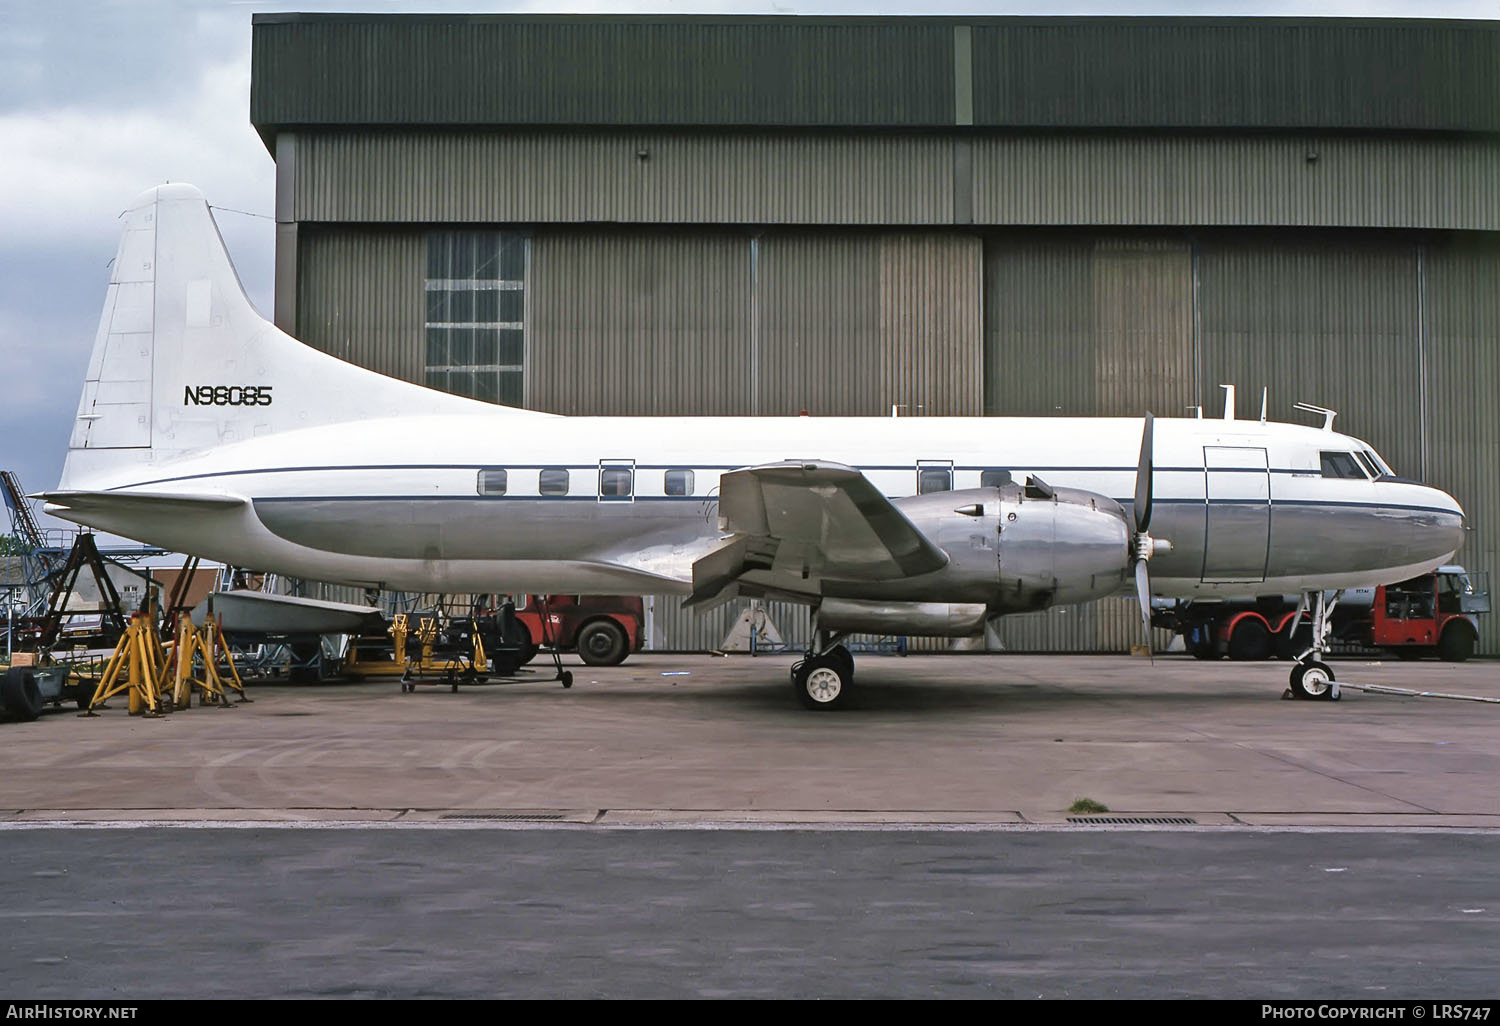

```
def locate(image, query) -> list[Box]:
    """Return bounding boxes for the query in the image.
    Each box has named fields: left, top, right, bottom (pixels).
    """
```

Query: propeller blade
left=1134, top=412, right=1155, bottom=534
left=1134, top=557, right=1154, bottom=664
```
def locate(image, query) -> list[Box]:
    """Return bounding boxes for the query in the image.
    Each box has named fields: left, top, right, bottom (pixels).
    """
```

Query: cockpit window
left=1363, top=449, right=1392, bottom=477
left=1320, top=452, right=1367, bottom=479
left=1350, top=452, right=1377, bottom=478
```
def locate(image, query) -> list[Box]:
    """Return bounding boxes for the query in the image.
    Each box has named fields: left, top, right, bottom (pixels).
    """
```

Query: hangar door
left=1202, top=446, right=1270, bottom=584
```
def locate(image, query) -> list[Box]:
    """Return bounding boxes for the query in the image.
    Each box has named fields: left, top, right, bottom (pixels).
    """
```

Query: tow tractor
left=1154, top=566, right=1489, bottom=672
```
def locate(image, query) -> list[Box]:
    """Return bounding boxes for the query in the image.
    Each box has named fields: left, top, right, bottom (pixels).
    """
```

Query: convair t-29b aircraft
left=43, top=185, right=1466, bottom=708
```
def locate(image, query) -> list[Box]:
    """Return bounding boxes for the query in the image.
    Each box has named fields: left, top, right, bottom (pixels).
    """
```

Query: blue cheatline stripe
left=115, top=462, right=1344, bottom=492
left=246, top=494, right=1459, bottom=517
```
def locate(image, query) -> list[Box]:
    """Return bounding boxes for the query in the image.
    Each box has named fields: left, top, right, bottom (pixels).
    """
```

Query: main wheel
left=827, top=644, right=855, bottom=681
left=1290, top=660, right=1339, bottom=701
left=2, top=667, right=44, bottom=722
left=792, top=655, right=850, bottom=711
left=1438, top=623, right=1476, bottom=663
left=1227, top=619, right=1272, bottom=661
left=576, top=619, right=628, bottom=667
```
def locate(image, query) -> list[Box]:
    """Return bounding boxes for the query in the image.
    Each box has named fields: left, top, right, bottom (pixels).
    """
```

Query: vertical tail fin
left=61, top=184, right=541, bottom=491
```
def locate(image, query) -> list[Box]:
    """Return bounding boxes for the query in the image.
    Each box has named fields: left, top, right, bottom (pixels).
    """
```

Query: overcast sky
left=2, top=0, right=1497, bottom=536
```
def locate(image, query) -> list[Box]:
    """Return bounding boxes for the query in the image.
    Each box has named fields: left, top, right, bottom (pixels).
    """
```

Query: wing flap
left=691, top=461, right=947, bottom=606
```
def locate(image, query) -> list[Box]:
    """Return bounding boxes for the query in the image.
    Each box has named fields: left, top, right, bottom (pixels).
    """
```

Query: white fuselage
left=56, top=411, right=1465, bottom=599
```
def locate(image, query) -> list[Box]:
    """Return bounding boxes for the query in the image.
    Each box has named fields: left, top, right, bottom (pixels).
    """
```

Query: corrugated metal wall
left=981, top=232, right=1194, bottom=650
left=755, top=232, right=982, bottom=417
left=528, top=231, right=752, bottom=416
left=252, top=15, right=1500, bottom=137
left=288, top=131, right=1500, bottom=233
left=295, top=227, right=425, bottom=382
left=969, top=19, right=1500, bottom=130
left=1196, top=235, right=1423, bottom=475
left=1421, top=236, right=1500, bottom=655
left=292, top=132, right=955, bottom=226
left=252, top=17, right=954, bottom=130
left=972, top=135, right=1500, bottom=231
left=983, top=233, right=1194, bottom=418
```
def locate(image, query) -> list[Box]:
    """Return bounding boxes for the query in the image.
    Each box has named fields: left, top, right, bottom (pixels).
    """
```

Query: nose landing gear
left=1287, top=590, right=1343, bottom=701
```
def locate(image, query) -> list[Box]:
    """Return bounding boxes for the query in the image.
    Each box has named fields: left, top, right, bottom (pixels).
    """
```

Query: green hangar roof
left=249, top=14, right=1500, bottom=147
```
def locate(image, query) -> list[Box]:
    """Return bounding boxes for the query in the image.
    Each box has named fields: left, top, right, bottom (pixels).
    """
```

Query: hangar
left=248, top=13, right=1500, bottom=654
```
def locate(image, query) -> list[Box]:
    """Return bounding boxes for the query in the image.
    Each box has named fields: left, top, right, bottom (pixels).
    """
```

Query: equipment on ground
left=511, top=594, right=644, bottom=667
left=1153, top=566, right=1489, bottom=664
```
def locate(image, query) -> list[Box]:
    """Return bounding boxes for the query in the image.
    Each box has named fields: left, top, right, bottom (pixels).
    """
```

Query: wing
left=688, top=461, right=948, bottom=608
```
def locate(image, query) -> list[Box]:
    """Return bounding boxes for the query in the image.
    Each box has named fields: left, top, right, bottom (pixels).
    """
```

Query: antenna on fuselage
left=1220, top=384, right=1236, bottom=421
left=1293, top=402, right=1339, bottom=431
left=1260, top=388, right=1268, bottom=423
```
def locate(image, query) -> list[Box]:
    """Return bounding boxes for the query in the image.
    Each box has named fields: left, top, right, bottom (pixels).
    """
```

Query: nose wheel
left=1286, top=590, right=1343, bottom=702
left=1289, top=660, right=1339, bottom=701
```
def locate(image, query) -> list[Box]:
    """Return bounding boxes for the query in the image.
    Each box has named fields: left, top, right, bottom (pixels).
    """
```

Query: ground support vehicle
left=511, top=595, right=645, bottom=667
left=1154, top=566, right=1488, bottom=664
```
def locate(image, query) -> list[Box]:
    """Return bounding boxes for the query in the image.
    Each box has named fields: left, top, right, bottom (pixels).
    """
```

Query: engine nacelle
left=893, top=482, right=1132, bottom=613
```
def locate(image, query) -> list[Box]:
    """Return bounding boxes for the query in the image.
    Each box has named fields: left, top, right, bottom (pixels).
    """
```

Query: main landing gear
left=1287, top=589, right=1343, bottom=701
left=791, top=630, right=855, bottom=710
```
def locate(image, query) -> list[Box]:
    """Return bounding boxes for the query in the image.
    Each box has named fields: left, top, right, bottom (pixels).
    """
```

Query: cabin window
left=980, top=469, right=1012, bottom=488
left=476, top=469, right=508, bottom=496
left=424, top=230, right=528, bottom=406
left=539, top=468, right=570, bottom=495
left=599, top=462, right=634, bottom=501
left=664, top=469, right=695, bottom=496
left=1320, top=452, right=1366, bottom=480
left=917, top=461, right=953, bottom=495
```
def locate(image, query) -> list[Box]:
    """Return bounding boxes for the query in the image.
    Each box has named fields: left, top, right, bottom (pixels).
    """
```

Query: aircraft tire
left=792, top=656, right=850, bottom=711
left=1289, top=661, right=1338, bottom=701
left=1, top=668, right=44, bottom=722
left=577, top=620, right=628, bottom=667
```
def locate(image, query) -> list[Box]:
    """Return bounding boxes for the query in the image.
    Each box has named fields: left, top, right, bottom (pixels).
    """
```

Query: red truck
left=511, top=595, right=646, bottom=667
left=1153, top=566, right=1489, bottom=663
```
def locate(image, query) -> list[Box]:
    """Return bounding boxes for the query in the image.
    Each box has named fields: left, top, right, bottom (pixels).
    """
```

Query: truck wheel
left=2, top=667, right=44, bottom=722
left=1438, top=623, right=1476, bottom=663
left=514, top=622, right=537, bottom=666
left=577, top=620, right=628, bottom=667
left=1277, top=623, right=1312, bottom=661
left=1228, top=619, right=1272, bottom=661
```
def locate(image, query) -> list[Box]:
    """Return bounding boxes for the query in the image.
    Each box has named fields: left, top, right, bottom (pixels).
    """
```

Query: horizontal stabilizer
left=194, top=590, right=386, bottom=639
left=36, top=490, right=247, bottom=515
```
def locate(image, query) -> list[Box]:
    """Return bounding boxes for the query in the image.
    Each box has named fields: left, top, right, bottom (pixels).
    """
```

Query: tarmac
left=3, top=652, right=1498, bottom=829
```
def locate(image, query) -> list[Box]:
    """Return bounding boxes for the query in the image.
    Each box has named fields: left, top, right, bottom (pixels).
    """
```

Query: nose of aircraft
left=1421, top=484, right=1468, bottom=563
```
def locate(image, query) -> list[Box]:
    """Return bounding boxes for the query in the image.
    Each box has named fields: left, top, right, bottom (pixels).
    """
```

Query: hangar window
left=664, top=469, right=695, bottom=496
left=980, top=469, right=1012, bottom=488
left=476, top=469, right=508, bottom=496
left=1320, top=452, right=1367, bottom=480
left=539, top=469, right=570, bottom=495
left=425, top=231, right=527, bottom=406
